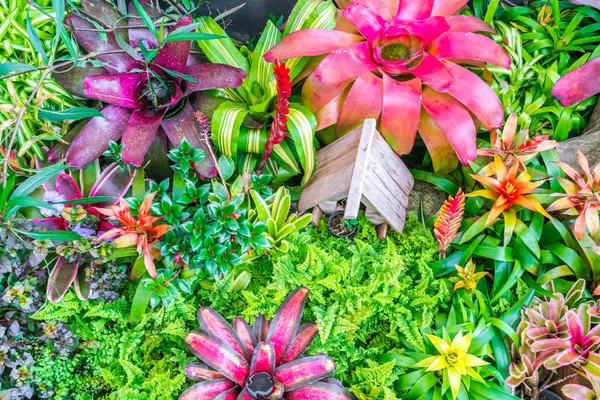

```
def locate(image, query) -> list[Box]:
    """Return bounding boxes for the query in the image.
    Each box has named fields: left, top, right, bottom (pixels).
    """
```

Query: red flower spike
left=434, top=189, right=465, bottom=257
left=258, top=59, right=292, bottom=172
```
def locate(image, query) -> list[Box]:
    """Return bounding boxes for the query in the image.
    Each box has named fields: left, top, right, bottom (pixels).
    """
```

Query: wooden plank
left=298, top=126, right=362, bottom=212
left=344, top=119, right=377, bottom=220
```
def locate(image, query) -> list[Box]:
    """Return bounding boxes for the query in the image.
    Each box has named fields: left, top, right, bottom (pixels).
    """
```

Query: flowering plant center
left=500, top=181, right=518, bottom=201
left=140, top=77, right=176, bottom=108
left=379, top=42, right=412, bottom=61
left=247, top=372, right=276, bottom=399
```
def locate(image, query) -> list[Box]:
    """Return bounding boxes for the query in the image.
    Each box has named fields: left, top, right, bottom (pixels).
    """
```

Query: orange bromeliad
left=468, top=155, right=550, bottom=225
left=97, top=192, right=171, bottom=278
left=477, top=113, right=558, bottom=175
left=547, top=151, right=600, bottom=239
left=434, top=189, right=465, bottom=257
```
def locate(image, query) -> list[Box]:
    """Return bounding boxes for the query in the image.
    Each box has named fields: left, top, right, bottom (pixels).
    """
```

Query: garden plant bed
left=2, top=0, right=600, bottom=399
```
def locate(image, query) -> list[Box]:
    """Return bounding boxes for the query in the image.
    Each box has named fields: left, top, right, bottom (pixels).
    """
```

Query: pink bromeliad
left=264, top=0, right=510, bottom=172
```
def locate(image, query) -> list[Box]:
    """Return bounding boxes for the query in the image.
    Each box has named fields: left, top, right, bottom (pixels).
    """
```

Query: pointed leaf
left=274, top=355, right=336, bottom=390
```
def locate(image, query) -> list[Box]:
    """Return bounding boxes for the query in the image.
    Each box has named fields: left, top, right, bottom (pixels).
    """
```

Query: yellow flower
left=454, top=259, right=488, bottom=292
left=415, top=331, right=488, bottom=399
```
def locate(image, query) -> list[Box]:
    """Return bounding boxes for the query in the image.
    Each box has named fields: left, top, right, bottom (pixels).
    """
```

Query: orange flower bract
left=434, top=189, right=465, bottom=257
left=468, top=155, right=550, bottom=225
left=97, top=192, right=171, bottom=278
left=547, top=150, right=600, bottom=239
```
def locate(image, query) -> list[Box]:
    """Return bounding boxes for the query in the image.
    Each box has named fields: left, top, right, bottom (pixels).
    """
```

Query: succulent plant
left=181, top=287, right=355, bottom=400
left=264, top=0, right=510, bottom=172
left=50, top=0, right=247, bottom=176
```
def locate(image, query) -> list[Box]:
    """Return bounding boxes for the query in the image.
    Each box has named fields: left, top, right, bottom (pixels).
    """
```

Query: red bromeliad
left=32, top=164, right=134, bottom=302
left=50, top=1, right=247, bottom=177
left=552, top=0, right=600, bottom=106
left=547, top=151, right=600, bottom=240
left=264, top=0, right=510, bottom=172
left=96, top=192, right=170, bottom=278
left=259, top=60, right=292, bottom=173
left=181, top=288, right=355, bottom=400
left=434, top=189, right=464, bottom=257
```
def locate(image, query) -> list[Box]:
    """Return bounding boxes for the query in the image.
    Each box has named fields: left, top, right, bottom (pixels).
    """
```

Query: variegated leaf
left=287, top=104, right=318, bottom=186
left=211, top=102, right=249, bottom=160
left=272, top=139, right=301, bottom=175
left=250, top=21, right=282, bottom=101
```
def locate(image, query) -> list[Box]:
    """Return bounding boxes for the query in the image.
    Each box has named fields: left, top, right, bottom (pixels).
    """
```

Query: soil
left=329, top=213, right=354, bottom=237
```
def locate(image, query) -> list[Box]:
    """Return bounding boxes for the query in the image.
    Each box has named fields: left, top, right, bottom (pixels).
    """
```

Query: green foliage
left=30, top=214, right=444, bottom=399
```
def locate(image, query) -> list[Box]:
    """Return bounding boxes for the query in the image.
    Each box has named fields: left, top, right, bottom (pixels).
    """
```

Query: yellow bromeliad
left=454, top=259, right=488, bottom=292
left=415, top=330, right=488, bottom=399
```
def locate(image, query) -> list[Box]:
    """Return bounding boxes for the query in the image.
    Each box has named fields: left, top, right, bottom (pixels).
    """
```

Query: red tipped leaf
left=266, top=288, right=310, bottom=363
left=253, top=314, right=269, bottom=343
left=335, top=71, right=383, bottom=136
left=274, top=355, right=336, bottom=391
left=249, top=342, right=276, bottom=375
left=552, top=58, right=600, bottom=106
left=120, top=109, right=165, bottom=166
left=281, top=323, right=319, bottom=364
left=198, top=307, right=248, bottom=359
left=314, top=42, right=379, bottom=85
left=179, top=379, right=235, bottom=400
left=428, top=32, right=511, bottom=69
left=233, top=318, right=257, bottom=356
left=380, top=74, right=421, bottom=154
left=47, top=259, right=79, bottom=302
left=185, top=362, right=225, bottom=381
left=286, top=381, right=357, bottom=400
left=185, top=331, right=250, bottom=385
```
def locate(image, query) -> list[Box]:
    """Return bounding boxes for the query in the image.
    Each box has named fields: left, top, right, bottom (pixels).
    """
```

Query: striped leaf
left=284, top=0, right=337, bottom=80
left=287, top=104, right=317, bottom=186
left=249, top=21, right=281, bottom=101
left=211, top=101, right=249, bottom=160
left=237, top=152, right=260, bottom=174
left=272, top=139, right=301, bottom=175
left=239, top=127, right=267, bottom=155
left=195, top=16, right=250, bottom=102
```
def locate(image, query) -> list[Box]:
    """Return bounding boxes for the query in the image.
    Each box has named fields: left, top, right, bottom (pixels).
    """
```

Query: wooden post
left=344, top=119, right=376, bottom=220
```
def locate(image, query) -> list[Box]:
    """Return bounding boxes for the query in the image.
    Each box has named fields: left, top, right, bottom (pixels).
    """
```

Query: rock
left=406, top=180, right=447, bottom=219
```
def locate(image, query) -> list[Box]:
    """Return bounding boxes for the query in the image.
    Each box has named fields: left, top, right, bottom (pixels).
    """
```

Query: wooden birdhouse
left=298, top=119, right=414, bottom=238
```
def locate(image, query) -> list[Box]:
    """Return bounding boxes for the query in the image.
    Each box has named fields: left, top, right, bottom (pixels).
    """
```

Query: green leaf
left=271, top=140, right=301, bottom=175
left=14, top=229, right=82, bottom=241
left=158, top=65, right=197, bottom=82
left=5, top=196, right=55, bottom=218
left=460, top=214, right=490, bottom=244
left=26, top=12, right=48, bottom=63
left=133, top=0, right=157, bottom=37
left=115, top=33, right=143, bottom=61
left=38, top=107, right=104, bottom=122
left=514, top=219, right=541, bottom=259
left=10, top=164, right=68, bottom=200
left=211, top=101, right=249, bottom=160
left=53, top=196, right=116, bottom=205
left=503, top=210, right=516, bottom=246
left=0, top=62, right=37, bottom=75
left=287, top=104, right=318, bottom=186
left=249, top=21, right=281, bottom=97
left=218, top=155, right=235, bottom=180
left=163, top=32, right=224, bottom=43
left=130, top=277, right=152, bottom=325
left=411, top=170, right=460, bottom=195
left=194, top=17, right=250, bottom=72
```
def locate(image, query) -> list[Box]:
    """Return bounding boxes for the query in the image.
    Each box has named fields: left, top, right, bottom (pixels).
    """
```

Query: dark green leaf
left=26, top=12, right=48, bottom=63
left=15, top=229, right=82, bottom=241
left=38, top=107, right=104, bottom=122
left=133, top=0, right=157, bottom=37
left=158, top=65, right=197, bottom=82
left=53, top=196, right=116, bottom=205
left=163, top=32, right=224, bottom=43
left=11, top=164, right=68, bottom=199
left=6, top=196, right=56, bottom=219
left=130, top=276, right=152, bottom=325
left=0, top=62, right=37, bottom=75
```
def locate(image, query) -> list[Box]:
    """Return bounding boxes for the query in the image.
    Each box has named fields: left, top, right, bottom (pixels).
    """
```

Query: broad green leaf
left=272, top=139, right=301, bottom=175
left=211, top=101, right=249, bottom=160
left=6, top=196, right=56, bottom=218
left=195, top=16, right=249, bottom=72
left=238, top=127, right=266, bottom=154
left=249, top=21, right=281, bottom=98
left=460, top=214, right=491, bottom=244
left=514, top=219, right=541, bottom=259
left=546, top=242, right=590, bottom=280
left=129, top=276, right=152, bottom=325
left=0, top=62, right=36, bottom=75
left=411, top=170, right=460, bottom=195
left=11, top=164, right=68, bottom=199
left=250, top=190, right=270, bottom=221
left=287, top=104, right=318, bottom=186
left=38, top=107, right=104, bottom=122
left=217, top=155, right=235, bottom=180
left=503, top=210, right=516, bottom=246
left=115, top=33, right=143, bottom=61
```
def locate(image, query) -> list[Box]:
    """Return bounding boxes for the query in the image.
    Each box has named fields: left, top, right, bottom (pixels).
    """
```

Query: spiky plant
left=181, top=288, right=355, bottom=400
